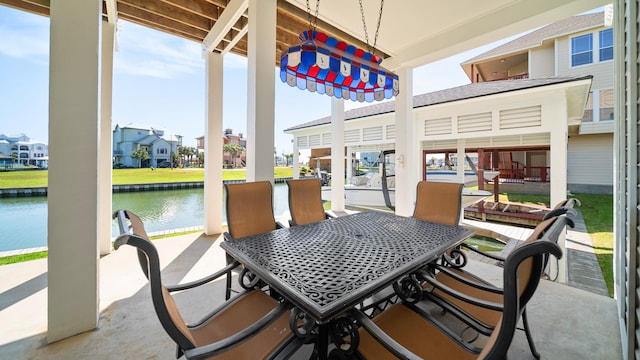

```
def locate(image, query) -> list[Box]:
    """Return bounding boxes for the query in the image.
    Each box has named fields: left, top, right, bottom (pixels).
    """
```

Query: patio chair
left=112, top=210, right=302, bottom=360
left=415, top=212, right=572, bottom=359
left=412, top=181, right=464, bottom=226
left=338, top=220, right=563, bottom=360
left=223, top=181, right=284, bottom=299
left=286, top=178, right=334, bottom=226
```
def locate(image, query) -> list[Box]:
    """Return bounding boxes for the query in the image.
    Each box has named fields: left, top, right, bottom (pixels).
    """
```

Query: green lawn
left=499, top=192, right=614, bottom=296
left=0, top=167, right=294, bottom=188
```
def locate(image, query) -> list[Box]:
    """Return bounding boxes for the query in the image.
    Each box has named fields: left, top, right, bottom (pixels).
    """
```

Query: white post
left=293, top=140, right=300, bottom=179
left=393, top=67, right=415, bottom=216
left=550, top=90, right=569, bottom=283
left=245, top=0, right=276, bottom=183
left=331, top=97, right=345, bottom=211
left=346, top=146, right=353, bottom=181
left=99, top=19, right=115, bottom=255
left=204, top=52, right=224, bottom=235
left=48, top=0, right=101, bottom=342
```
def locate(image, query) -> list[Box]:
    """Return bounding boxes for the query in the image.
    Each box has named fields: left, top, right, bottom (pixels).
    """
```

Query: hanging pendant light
left=279, top=0, right=398, bottom=103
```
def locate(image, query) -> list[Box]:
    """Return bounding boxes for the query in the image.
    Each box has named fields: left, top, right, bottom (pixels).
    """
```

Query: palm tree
left=223, top=143, right=244, bottom=168
left=131, top=148, right=149, bottom=168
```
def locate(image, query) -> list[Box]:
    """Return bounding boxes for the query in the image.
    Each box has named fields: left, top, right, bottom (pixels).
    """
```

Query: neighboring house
left=196, top=128, right=247, bottom=167
left=112, top=123, right=182, bottom=168
left=0, top=133, right=48, bottom=168
left=460, top=11, right=614, bottom=194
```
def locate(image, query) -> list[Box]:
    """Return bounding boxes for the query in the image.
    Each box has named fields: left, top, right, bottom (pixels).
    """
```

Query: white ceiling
left=286, top=0, right=611, bottom=69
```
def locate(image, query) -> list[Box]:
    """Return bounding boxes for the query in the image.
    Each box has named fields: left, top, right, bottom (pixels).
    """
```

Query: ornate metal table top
left=220, top=211, right=473, bottom=322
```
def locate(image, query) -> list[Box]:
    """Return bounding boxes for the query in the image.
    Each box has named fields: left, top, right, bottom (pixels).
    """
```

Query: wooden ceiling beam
left=0, top=0, right=49, bottom=16
left=119, top=0, right=212, bottom=32
left=117, top=3, right=208, bottom=41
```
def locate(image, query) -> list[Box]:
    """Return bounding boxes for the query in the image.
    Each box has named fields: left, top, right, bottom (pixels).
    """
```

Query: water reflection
left=0, top=183, right=290, bottom=252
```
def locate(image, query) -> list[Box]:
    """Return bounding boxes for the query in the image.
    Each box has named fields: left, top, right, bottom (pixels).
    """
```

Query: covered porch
left=3, top=0, right=634, bottom=357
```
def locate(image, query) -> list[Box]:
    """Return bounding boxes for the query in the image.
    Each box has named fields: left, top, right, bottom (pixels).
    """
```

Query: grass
left=0, top=167, right=294, bottom=188
left=0, top=251, right=48, bottom=265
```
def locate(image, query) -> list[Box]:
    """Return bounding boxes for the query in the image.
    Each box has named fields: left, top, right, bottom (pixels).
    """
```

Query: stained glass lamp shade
left=280, top=31, right=399, bottom=103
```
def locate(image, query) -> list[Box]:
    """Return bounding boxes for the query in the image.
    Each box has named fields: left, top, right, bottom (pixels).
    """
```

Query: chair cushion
left=190, top=290, right=292, bottom=359
left=357, top=304, right=476, bottom=360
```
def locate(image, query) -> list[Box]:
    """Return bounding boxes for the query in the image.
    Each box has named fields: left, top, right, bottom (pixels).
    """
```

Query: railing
left=497, top=166, right=550, bottom=183
left=494, top=73, right=529, bottom=81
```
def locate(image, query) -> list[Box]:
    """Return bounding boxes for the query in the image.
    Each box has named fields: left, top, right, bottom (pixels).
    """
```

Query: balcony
left=0, top=210, right=620, bottom=358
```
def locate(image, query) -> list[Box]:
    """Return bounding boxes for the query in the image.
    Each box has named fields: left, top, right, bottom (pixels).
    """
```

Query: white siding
left=529, top=44, right=555, bottom=77
left=567, top=133, right=613, bottom=185
left=556, top=32, right=614, bottom=90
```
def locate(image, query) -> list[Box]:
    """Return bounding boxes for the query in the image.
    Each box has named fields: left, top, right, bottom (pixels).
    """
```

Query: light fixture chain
left=306, top=0, right=320, bottom=31
left=358, top=0, right=385, bottom=55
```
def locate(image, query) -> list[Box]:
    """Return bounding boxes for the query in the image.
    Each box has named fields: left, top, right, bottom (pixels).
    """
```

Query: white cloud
left=0, top=10, right=49, bottom=61
left=114, top=20, right=204, bottom=78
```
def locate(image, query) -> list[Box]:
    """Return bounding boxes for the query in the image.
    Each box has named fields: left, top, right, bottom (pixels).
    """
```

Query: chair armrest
left=347, top=308, right=422, bottom=360
left=460, top=243, right=506, bottom=263
left=422, top=266, right=503, bottom=294
left=183, top=301, right=293, bottom=360
left=166, top=261, right=241, bottom=292
left=419, top=271, right=504, bottom=311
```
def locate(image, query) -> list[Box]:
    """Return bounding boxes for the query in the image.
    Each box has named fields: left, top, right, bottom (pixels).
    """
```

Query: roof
left=462, top=12, right=605, bottom=65
left=284, top=76, right=593, bottom=132
left=0, top=1, right=607, bottom=70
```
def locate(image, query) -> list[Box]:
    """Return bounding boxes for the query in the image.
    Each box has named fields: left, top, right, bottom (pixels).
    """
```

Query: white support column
left=550, top=90, right=569, bottom=284
left=393, top=67, right=414, bottom=216
left=293, top=140, right=300, bottom=179
left=456, top=140, right=466, bottom=184
left=99, top=19, right=115, bottom=256
left=204, top=52, right=224, bottom=235
left=245, top=0, right=276, bottom=183
left=48, top=0, right=101, bottom=342
left=346, top=146, right=353, bottom=181
left=331, top=97, right=345, bottom=211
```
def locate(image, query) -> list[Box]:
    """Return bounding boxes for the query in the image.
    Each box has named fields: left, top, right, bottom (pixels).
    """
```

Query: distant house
left=112, top=123, right=182, bottom=168
left=196, top=128, right=247, bottom=167
left=460, top=11, right=613, bottom=194
left=0, top=133, right=48, bottom=168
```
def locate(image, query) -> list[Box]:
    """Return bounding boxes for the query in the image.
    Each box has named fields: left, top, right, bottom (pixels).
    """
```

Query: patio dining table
left=220, top=210, right=474, bottom=359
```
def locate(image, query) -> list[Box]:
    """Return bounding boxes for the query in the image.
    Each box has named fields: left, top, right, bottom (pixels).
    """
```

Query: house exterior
left=112, top=124, right=182, bottom=168
left=196, top=128, right=247, bottom=167
left=285, top=77, right=592, bottom=198
left=461, top=11, right=614, bottom=194
left=0, top=133, right=48, bottom=168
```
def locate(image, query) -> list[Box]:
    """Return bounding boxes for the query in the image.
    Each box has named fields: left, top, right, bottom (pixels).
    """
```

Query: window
left=571, top=33, right=593, bottom=66
left=157, top=148, right=167, bottom=155
left=599, top=29, right=613, bottom=61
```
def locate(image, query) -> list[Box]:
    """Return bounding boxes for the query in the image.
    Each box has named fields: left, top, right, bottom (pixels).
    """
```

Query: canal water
left=0, top=184, right=290, bottom=253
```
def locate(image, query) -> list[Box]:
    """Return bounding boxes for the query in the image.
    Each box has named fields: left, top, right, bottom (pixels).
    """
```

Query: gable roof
left=284, top=76, right=593, bottom=132
left=462, top=12, right=605, bottom=65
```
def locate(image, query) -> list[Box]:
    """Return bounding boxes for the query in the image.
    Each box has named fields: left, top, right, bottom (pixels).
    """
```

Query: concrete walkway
left=462, top=208, right=609, bottom=296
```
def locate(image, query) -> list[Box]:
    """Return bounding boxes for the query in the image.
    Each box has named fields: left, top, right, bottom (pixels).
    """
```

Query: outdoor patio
left=0, top=211, right=621, bottom=359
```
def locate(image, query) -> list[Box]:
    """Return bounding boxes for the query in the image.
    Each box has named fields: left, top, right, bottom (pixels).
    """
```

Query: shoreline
left=0, top=177, right=294, bottom=198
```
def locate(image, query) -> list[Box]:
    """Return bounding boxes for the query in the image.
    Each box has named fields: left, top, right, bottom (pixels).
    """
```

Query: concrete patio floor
left=0, top=219, right=621, bottom=359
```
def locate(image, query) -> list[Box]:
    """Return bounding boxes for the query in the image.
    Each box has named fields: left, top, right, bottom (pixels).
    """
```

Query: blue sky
left=0, top=5, right=543, bottom=154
